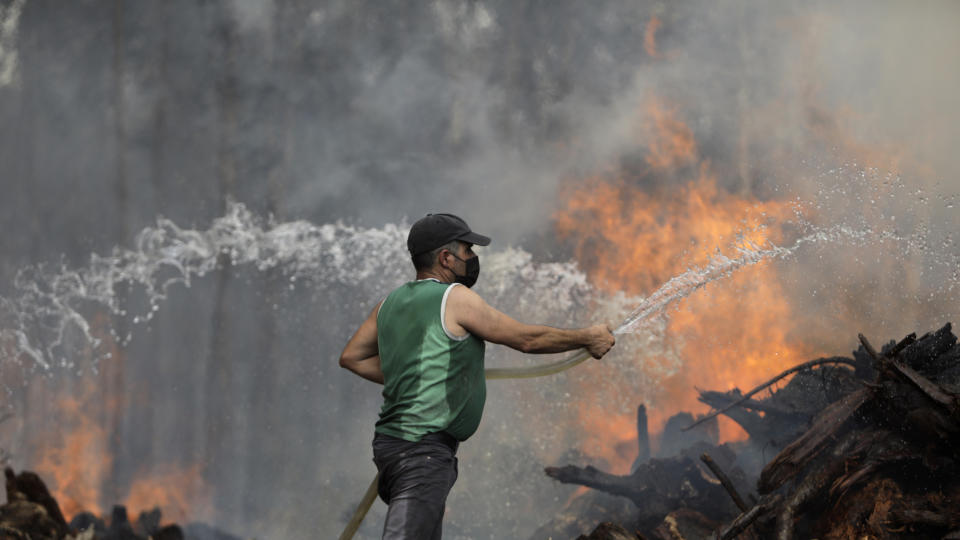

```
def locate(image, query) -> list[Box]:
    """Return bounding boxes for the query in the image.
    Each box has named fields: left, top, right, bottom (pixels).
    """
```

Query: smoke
left=0, top=0, right=24, bottom=87
left=1, top=1, right=959, bottom=538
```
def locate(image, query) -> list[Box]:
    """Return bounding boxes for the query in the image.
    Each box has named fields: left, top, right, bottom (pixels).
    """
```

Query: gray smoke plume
left=1, top=1, right=959, bottom=538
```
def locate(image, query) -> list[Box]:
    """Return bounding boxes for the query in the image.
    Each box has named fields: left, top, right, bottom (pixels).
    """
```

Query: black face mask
left=449, top=253, right=480, bottom=288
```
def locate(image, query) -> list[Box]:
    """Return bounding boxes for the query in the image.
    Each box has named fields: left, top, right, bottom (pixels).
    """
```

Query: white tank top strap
left=440, top=283, right=469, bottom=341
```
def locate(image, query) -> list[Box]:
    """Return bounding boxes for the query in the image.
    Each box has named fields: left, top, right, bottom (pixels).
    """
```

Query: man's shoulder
left=383, top=280, right=454, bottom=305
left=445, top=282, right=486, bottom=308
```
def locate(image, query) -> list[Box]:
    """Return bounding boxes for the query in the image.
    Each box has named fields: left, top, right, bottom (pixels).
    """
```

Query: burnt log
left=104, top=505, right=138, bottom=540
left=827, top=430, right=912, bottom=501
left=758, top=387, right=870, bottom=493
left=889, top=507, right=960, bottom=530
left=685, top=358, right=858, bottom=434
left=864, top=343, right=960, bottom=459
left=818, top=477, right=903, bottom=539
left=3, top=468, right=68, bottom=535
left=547, top=325, right=960, bottom=540
left=869, top=380, right=960, bottom=459
left=546, top=449, right=745, bottom=528
left=545, top=463, right=670, bottom=515
left=635, top=405, right=651, bottom=468
left=885, top=480, right=960, bottom=534
left=70, top=512, right=106, bottom=536
left=774, top=452, right=848, bottom=540
left=886, top=358, right=960, bottom=418
left=715, top=494, right=780, bottom=540
left=155, top=525, right=185, bottom=540
left=0, top=468, right=69, bottom=540
left=752, top=362, right=861, bottom=414
left=130, top=508, right=184, bottom=540
left=696, top=362, right=862, bottom=446
left=135, top=507, right=162, bottom=537
left=0, top=500, right=62, bottom=540
left=899, top=323, right=956, bottom=375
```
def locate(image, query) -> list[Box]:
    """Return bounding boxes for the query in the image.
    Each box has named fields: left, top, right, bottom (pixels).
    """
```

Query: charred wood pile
left=537, top=324, right=960, bottom=540
left=0, top=468, right=240, bottom=540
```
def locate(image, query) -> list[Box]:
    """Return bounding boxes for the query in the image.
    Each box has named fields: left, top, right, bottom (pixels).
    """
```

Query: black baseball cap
left=407, top=213, right=491, bottom=255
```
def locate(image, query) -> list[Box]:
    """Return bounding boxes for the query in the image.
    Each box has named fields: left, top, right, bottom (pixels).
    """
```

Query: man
left=339, top=213, right=615, bottom=539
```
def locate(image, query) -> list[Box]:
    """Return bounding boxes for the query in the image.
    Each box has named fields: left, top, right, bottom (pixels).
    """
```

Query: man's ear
left=437, top=249, right=451, bottom=270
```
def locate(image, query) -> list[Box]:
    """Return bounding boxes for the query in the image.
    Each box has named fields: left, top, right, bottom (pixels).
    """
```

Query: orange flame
left=34, top=377, right=212, bottom=524
left=32, top=316, right=211, bottom=524
left=642, top=98, right=697, bottom=171
left=35, top=389, right=110, bottom=518
left=554, top=99, right=818, bottom=471
left=124, top=463, right=213, bottom=525
left=644, top=16, right=662, bottom=58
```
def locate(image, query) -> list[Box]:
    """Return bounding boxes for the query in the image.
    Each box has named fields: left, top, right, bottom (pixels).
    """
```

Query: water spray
left=0, top=202, right=900, bottom=538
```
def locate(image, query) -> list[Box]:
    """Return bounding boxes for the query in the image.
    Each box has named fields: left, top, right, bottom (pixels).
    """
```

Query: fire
left=575, top=402, right=639, bottom=474
left=554, top=99, right=817, bottom=471
left=642, top=99, right=697, bottom=171
left=555, top=171, right=790, bottom=294
left=35, top=389, right=110, bottom=518
left=32, top=316, right=211, bottom=524
left=644, top=16, right=662, bottom=58
left=34, top=377, right=212, bottom=524
left=124, top=463, right=213, bottom=525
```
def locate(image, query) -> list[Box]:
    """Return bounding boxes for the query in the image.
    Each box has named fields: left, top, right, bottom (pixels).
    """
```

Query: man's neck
left=417, top=269, right=452, bottom=283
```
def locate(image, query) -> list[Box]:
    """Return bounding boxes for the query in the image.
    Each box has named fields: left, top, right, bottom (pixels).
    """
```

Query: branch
left=715, top=494, right=781, bottom=540
left=700, top=453, right=748, bottom=512
left=858, top=333, right=880, bottom=360
left=684, top=358, right=856, bottom=432
left=544, top=465, right=643, bottom=503
left=887, top=359, right=960, bottom=418
left=697, top=391, right=799, bottom=416
left=859, top=332, right=916, bottom=364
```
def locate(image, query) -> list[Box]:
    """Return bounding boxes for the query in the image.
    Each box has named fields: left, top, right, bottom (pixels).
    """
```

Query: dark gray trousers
left=372, top=432, right=459, bottom=540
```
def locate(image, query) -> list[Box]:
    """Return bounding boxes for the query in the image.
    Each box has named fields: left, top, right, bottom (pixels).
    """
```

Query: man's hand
left=585, top=324, right=616, bottom=359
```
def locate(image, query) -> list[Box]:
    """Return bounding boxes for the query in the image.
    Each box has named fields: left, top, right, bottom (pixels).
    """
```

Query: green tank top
left=375, top=279, right=486, bottom=442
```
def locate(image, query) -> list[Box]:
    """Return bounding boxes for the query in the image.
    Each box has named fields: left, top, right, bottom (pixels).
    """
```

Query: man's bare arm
left=447, top=286, right=614, bottom=358
left=339, top=302, right=384, bottom=384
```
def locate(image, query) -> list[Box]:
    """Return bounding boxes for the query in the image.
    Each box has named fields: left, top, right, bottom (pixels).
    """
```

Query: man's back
left=376, top=279, right=486, bottom=442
